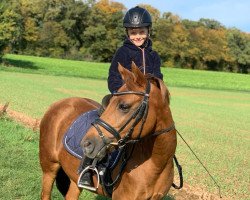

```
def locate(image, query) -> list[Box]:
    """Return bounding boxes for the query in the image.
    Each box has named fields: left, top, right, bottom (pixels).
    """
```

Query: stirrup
left=77, top=165, right=100, bottom=191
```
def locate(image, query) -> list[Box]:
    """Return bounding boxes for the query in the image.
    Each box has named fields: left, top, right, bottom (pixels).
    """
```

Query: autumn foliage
left=0, top=0, right=249, bottom=73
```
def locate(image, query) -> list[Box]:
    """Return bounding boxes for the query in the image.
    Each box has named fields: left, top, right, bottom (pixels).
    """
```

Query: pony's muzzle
left=82, top=140, right=95, bottom=155
left=81, top=136, right=108, bottom=159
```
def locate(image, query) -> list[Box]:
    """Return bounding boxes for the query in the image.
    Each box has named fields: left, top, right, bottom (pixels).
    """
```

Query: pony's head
left=81, top=62, right=171, bottom=160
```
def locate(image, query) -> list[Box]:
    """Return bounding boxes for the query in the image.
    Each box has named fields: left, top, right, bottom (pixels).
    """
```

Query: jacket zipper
left=141, top=48, right=146, bottom=74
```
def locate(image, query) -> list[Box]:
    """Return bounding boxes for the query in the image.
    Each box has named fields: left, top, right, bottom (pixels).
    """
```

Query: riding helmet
left=123, top=6, right=152, bottom=28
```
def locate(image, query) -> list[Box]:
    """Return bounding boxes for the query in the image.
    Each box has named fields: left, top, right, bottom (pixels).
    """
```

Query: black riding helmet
left=123, top=6, right=152, bottom=28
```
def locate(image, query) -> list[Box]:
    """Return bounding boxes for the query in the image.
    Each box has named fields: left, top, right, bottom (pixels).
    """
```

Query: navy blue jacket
left=108, top=38, right=163, bottom=93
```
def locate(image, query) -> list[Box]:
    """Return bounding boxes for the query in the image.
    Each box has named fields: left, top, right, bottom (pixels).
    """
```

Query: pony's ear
left=131, top=61, right=147, bottom=87
left=118, top=63, right=136, bottom=83
left=101, top=94, right=112, bottom=109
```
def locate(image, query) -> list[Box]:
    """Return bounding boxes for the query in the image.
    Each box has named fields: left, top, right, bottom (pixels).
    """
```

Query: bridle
left=92, top=80, right=151, bottom=148
left=91, top=79, right=176, bottom=150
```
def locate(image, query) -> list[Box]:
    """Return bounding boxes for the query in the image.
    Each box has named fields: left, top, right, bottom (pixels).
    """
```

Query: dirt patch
left=0, top=103, right=40, bottom=131
left=169, top=183, right=223, bottom=200
left=0, top=103, right=225, bottom=200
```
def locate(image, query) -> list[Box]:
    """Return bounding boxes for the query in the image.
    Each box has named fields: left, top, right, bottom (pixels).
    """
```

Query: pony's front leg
left=65, top=180, right=81, bottom=200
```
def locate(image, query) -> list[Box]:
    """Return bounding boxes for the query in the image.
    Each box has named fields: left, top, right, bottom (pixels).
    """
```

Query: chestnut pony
left=39, top=63, right=177, bottom=200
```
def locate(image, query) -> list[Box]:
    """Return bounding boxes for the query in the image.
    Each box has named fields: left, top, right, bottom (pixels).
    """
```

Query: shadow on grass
left=4, top=58, right=39, bottom=70
left=163, top=195, right=176, bottom=200
left=95, top=195, right=111, bottom=200
left=95, top=194, right=175, bottom=200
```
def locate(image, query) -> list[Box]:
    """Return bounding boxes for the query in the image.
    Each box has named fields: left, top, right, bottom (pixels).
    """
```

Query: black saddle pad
left=63, top=109, right=99, bottom=159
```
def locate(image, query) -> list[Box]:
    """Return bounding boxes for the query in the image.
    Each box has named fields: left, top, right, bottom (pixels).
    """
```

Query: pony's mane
left=145, top=74, right=170, bottom=105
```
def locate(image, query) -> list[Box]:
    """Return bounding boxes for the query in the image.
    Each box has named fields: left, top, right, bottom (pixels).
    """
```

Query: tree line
left=0, top=0, right=249, bottom=73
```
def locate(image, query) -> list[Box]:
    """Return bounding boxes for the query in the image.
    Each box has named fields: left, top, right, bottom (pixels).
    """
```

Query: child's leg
left=78, top=156, right=93, bottom=187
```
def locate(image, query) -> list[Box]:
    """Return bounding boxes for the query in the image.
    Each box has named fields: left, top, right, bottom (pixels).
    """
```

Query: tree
left=182, top=19, right=201, bottom=29
left=37, top=21, right=71, bottom=57
left=154, top=13, right=189, bottom=67
left=82, top=0, right=125, bottom=61
left=1, top=0, right=248, bottom=73
left=0, top=1, right=23, bottom=58
left=25, top=0, right=91, bottom=58
left=17, top=0, right=45, bottom=53
left=153, top=17, right=175, bottom=65
left=227, top=29, right=250, bottom=73
left=60, top=0, right=90, bottom=50
left=199, top=18, right=225, bottom=30
left=0, top=0, right=9, bottom=61
left=138, top=4, right=160, bottom=24
left=187, top=27, right=232, bottom=70
left=162, top=12, right=181, bottom=24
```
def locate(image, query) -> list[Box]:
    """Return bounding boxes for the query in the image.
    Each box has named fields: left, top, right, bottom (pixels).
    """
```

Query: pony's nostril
left=83, top=140, right=91, bottom=148
left=83, top=140, right=94, bottom=154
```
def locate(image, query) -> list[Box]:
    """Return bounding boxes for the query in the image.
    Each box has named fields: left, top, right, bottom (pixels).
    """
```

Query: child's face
left=127, top=27, right=148, bottom=47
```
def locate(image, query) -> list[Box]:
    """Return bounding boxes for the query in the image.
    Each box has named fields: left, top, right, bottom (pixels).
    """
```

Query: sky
left=114, top=0, right=250, bottom=33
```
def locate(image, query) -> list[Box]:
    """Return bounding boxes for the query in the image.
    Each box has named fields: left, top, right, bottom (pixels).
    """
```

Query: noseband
left=92, top=80, right=151, bottom=148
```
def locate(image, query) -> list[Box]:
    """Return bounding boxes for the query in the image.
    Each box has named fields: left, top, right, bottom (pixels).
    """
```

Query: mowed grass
left=0, top=71, right=109, bottom=118
left=0, top=117, right=41, bottom=199
left=0, top=117, right=111, bottom=200
left=2, top=54, right=250, bottom=92
left=0, top=54, right=249, bottom=199
left=171, top=87, right=250, bottom=199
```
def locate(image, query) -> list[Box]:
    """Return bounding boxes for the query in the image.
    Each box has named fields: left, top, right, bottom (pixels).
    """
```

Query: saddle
left=63, top=109, right=118, bottom=196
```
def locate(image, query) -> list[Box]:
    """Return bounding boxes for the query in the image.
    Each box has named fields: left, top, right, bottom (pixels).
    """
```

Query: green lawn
left=0, top=54, right=249, bottom=199
left=0, top=71, right=108, bottom=118
left=0, top=117, right=41, bottom=199
left=0, top=117, right=111, bottom=200
left=2, top=54, right=250, bottom=91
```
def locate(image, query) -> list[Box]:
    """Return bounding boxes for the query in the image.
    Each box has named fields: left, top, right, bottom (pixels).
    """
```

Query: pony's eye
left=118, top=103, right=130, bottom=113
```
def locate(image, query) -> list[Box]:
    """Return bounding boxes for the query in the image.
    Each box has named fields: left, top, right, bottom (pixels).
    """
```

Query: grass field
left=2, top=54, right=250, bottom=92
left=0, top=117, right=41, bottom=199
left=0, top=117, right=113, bottom=200
left=0, top=54, right=249, bottom=199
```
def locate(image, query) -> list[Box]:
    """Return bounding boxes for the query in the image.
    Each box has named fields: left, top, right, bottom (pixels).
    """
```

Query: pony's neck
left=151, top=105, right=176, bottom=164
left=131, top=105, right=176, bottom=166
left=156, top=102, right=174, bottom=132
left=127, top=102, right=176, bottom=172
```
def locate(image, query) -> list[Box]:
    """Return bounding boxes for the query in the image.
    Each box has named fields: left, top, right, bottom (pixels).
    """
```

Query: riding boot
left=78, top=157, right=94, bottom=187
